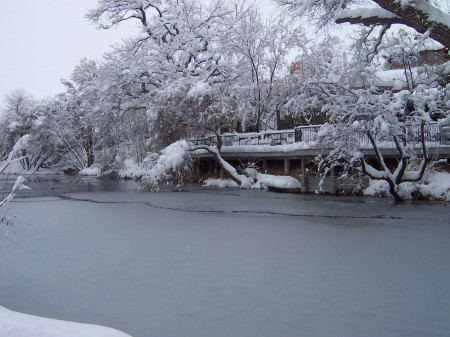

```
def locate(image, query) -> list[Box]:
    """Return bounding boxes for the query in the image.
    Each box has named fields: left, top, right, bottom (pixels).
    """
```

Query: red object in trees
left=290, top=61, right=301, bottom=75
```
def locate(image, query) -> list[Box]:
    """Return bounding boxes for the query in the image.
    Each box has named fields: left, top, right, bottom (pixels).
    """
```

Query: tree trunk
left=387, top=178, right=403, bottom=201
left=84, top=125, right=95, bottom=167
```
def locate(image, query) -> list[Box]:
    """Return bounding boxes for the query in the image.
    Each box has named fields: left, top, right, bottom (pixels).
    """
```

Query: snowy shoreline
left=2, top=166, right=449, bottom=201
left=78, top=162, right=450, bottom=201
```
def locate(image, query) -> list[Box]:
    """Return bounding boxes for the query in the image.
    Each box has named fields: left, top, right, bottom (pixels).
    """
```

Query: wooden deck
left=190, top=124, right=450, bottom=161
left=190, top=124, right=450, bottom=194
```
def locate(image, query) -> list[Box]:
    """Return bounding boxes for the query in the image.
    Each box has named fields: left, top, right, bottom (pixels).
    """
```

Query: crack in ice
left=53, top=195, right=450, bottom=222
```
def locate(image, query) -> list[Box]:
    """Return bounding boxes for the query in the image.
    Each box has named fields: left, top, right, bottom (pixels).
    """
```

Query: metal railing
left=188, top=123, right=446, bottom=147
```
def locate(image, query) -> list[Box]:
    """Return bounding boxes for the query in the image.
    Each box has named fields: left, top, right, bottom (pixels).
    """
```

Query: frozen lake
left=1, top=178, right=450, bottom=337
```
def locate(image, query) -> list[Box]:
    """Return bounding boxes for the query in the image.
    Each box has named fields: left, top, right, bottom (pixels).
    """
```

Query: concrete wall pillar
left=300, top=157, right=308, bottom=193
left=262, top=159, right=268, bottom=172
left=284, top=159, right=290, bottom=175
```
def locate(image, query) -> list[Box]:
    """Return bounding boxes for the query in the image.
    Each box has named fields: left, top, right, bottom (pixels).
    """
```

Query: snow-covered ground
left=1, top=186, right=450, bottom=337
left=0, top=305, right=131, bottom=337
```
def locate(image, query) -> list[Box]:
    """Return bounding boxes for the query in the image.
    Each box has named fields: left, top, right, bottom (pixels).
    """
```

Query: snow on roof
left=374, top=59, right=449, bottom=90
left=374, top=68, right=409, bottom=90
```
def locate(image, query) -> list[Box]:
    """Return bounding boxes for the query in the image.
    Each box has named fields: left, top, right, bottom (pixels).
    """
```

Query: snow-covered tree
left=225, top=6, right=303, bottom=131
left=87, top=0, right=231, bottom=89
left=0, top=90, right=40, bottom=170
left=281, top=38, right=365, bottom=124
left=279, top=35, right=449, bottom=200
left=0, top=90, right=36, bottom=155
left=43, top=60, right=100, bottom=170
left=87, top=0, right=233, bottom=151
left=87, top=49, right=152, bottom=167
left=315, top=86, right=447, bottom=200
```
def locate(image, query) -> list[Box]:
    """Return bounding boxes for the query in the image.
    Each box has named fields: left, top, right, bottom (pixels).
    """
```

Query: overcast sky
left=0, top=0, right=139, bottom=103
left=0, top=0, right=279, bottom=105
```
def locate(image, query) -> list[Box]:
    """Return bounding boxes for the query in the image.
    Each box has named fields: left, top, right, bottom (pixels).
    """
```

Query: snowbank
left=418, top=171, right=450, bottom=200
left=203, top=178, right=240, bottom=188
left=0, top=306, right=131, bottom=337
left=118, top=158, right=147, bottom=179
left=257, top=173, right=302, bottom=189
left=78, top=166, right=101, bottom=176
left=203, top=173, right=301, bottom=190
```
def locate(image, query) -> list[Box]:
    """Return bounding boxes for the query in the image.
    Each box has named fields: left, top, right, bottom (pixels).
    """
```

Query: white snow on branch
left=9, top=134, right=30, bottom=161
left=335, top=8, right=398, bottom=21
left=199, top=145, right=252, bottom=187
left=187, top=81, right=212, bottom=99
left=144, top=140, right=191, bottom=179
left=0, top=135, right=30, bottom=174
left=414, top=0, right=450, bottom=28
left=335, top=2, right=450, bottom=28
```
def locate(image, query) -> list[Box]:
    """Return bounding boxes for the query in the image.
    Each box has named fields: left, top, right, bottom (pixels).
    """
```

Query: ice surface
left=1, top=184, right=450, bottom=337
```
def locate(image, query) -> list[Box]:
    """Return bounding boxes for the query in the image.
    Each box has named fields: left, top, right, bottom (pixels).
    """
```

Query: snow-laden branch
left=140, top=140, right=252, bottom=190
left=0, top=135, right=30, bottom=174
left=192, top=144, right=252, bottom=188
left=1, top=135, right=36, bottom=237
left=335, top=8, right=400, bottom=26
left=277, top=0, right=450, bottom=48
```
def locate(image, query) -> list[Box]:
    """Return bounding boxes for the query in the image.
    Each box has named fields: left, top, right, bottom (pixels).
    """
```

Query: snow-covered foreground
left=1, top=187, right=450, bottom=337
left=0, top=305, right=130, bottom=337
